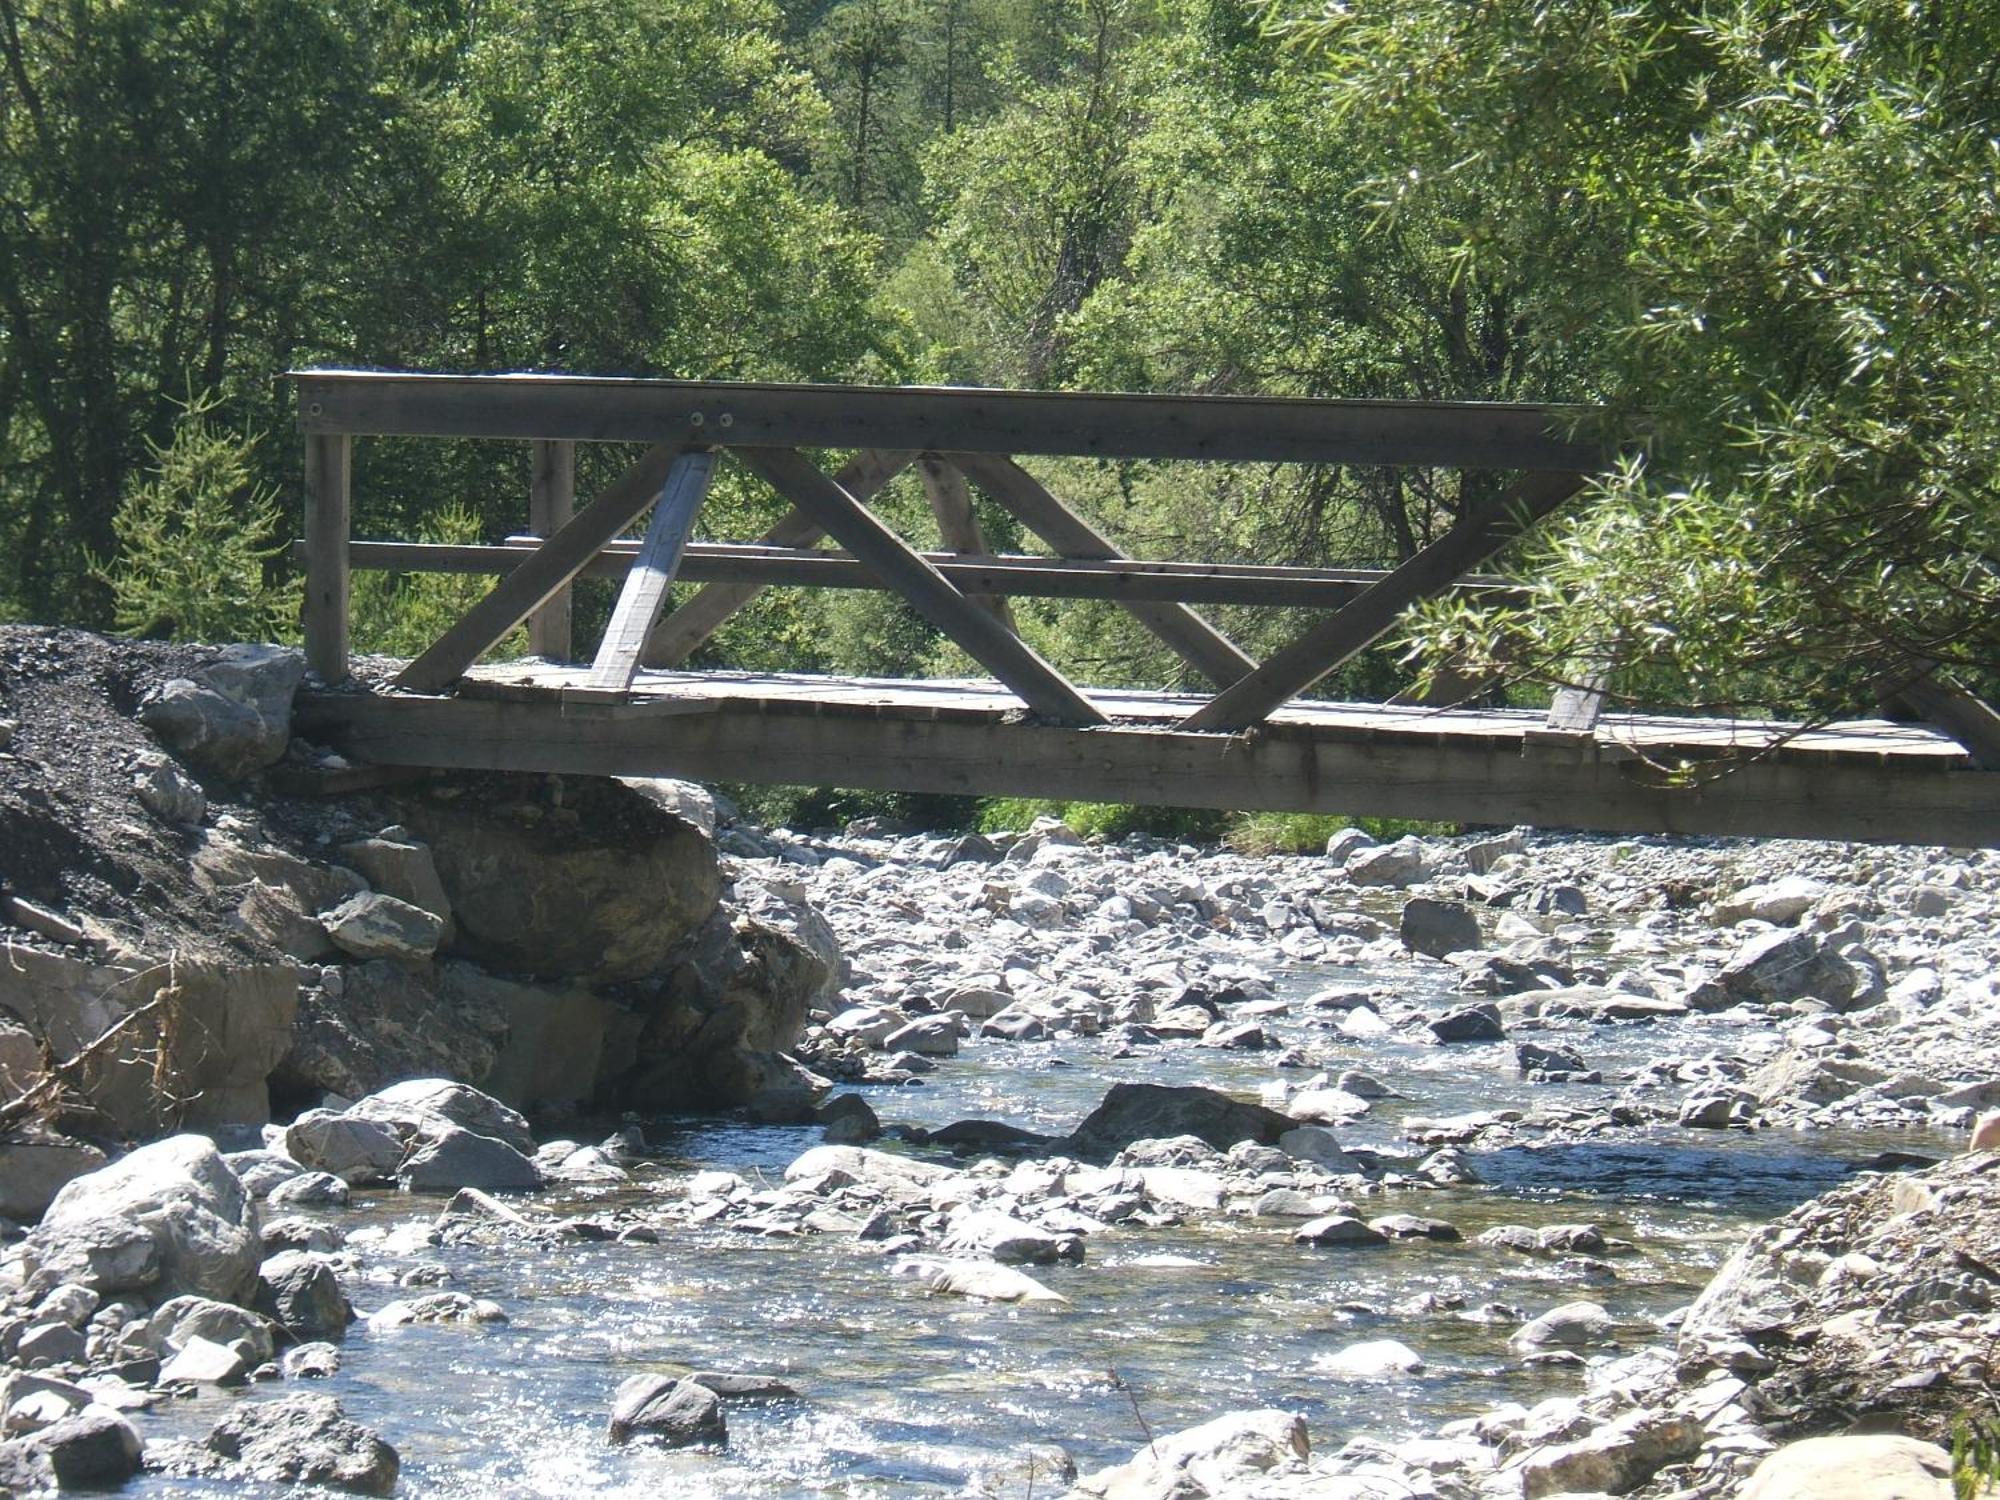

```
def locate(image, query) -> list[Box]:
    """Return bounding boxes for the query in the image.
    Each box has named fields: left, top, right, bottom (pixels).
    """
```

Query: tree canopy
left=2, top=0, right=1992, bottom=717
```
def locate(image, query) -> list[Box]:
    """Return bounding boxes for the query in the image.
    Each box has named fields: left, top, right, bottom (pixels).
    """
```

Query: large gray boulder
left=396, top=1122, right=542, bottom=1193
left=21, top=1135, right=260, bottom=1304
left=1737, top=1435, right=1953, bottom=1500
left=1688, top=929, right=1865, bottom=1011
left=138, top=644, right=302, bottom=780
left=1400, top=896, right=1481, bottom=959
left=349, top=1079, right=535, bottom=1155
left=1065, top=1084, right=1293, bottom=1161
left=255, top=1252, right=355, bottom=1339
left=0, top=1130, right=107, bottom=1221
left=277, top=961, right=506, bottom=1104
left=285, top=1110, right=405, bottom=1185
left=206, top=1395, right=398, bottom=1495
left=1070, top=1409, right=1307, bottom=1499
left=400, top=778, right=720, bottom=983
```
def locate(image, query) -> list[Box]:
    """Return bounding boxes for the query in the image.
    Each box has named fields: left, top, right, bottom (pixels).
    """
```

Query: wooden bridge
left=289, top=371, right=2000, bottom=847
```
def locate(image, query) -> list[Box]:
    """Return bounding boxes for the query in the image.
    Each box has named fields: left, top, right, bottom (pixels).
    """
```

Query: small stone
left=14, top=1322, right=85, bottom=1369
left=1512, top=1300, right=1614, bottom=1351
left=282, top=1343, right=343, bottom=1379
left=1294, top=1215, right=1386, bottom=1248
left=1400, top=896, right=1481, bottom=959
left=131, top=752, right=206, bottom=824
left=1427, top=1004, right=1505, bottom=1043
left=160, top=1335, right=252, bottom=1386
left=319, top=892, right=444, bottom=961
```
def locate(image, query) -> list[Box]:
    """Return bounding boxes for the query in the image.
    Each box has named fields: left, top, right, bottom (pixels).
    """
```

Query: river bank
left=0, top=626, right=1995, bottom=1497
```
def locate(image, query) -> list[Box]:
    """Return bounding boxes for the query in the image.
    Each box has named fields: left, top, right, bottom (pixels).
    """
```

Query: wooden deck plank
left=450, top=663, right=1971, bottom=762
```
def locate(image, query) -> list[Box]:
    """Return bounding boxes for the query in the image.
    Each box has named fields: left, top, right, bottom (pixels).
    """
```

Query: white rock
left=1315, top=1339, right=1426, bottom=1378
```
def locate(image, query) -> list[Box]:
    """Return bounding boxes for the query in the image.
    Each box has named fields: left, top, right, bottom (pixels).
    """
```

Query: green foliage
left=1953, top=1411, right=2000, bottom=1500
left=95, top=394, right=299, bottom=644
left=350, top=503, right=526, bottom=660
left=1223, top=811, right=1460, bottom=855
left=977, top=797, right=1227, bottom=842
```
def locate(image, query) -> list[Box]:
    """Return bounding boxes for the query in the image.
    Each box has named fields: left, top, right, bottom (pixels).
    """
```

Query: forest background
left=2, top=0, right=1996, bottom=835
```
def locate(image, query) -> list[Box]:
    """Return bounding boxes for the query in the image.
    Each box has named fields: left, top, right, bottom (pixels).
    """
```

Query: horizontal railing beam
left=308, top=538, right=1521, bottom=609
left=291, top=370, right=1609, bottom=470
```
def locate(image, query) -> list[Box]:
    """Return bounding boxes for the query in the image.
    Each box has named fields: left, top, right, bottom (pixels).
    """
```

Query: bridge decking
left=295, top=665, right=1995, bottom=847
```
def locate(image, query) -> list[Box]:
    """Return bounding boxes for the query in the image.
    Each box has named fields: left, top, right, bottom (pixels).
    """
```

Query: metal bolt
left=689, top=412, right=706, bottom=427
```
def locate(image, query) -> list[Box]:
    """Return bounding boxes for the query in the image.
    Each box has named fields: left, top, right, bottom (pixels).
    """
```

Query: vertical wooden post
left=303, top=433, right=351, bottom=683
left=527, top=439, right=575, bottom=660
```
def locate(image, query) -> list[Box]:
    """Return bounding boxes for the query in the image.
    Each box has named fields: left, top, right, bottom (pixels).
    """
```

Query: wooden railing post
left=303, top=433, right=352, bottom=683
left=527, top=439, right=575, bottom=660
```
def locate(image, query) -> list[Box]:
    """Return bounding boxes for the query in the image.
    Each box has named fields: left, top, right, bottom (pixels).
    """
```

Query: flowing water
left=133, top=957, right=1954, bottom=1498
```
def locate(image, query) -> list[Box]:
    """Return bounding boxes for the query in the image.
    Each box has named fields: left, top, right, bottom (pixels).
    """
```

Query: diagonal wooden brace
left=395, top=443, right=684, bottom=694
left=642, top=448, right=915, bottom=667
left=732, top=446, right=1106, bottom=725
left=1178, top=470, right=1588, bottom=731
left=943, top=451, right=1258, bottom=690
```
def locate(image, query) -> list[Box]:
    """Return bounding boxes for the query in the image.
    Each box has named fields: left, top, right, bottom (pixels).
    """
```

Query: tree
left=96, top=393, right=299, bottom=643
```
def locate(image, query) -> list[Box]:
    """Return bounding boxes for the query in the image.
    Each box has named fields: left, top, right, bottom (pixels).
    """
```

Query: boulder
left=159, top=1335, right=252, bottom=1387
left=255, top=1252, right=354, bottom=1339
left=1071, top=1409, right=1308, bottom=1499
left=131, top=750, right=206, bottom=824
left=284, top=1110, right=405, bottom=1185
left=1428, top=1003, right=1505, bottom=1043
left=882, top=1015, right=961, bottom=1057
left=1346, top=838, right=1430, bottom=887
left=0, top=1131, right=107, bottom=1222
left=1511, top=1300, right=1614, bottom=1351
left=1316, top=1339, right=1426, bottom=1378
left=25, top=1405, right=142, bottom=1491
left=942, top=1210, right=1075, bottom=1265
left=206, top=1395, right=399, bottom=1495
left=320, top=892, right=443, bottom=962
left=1295, top=1215, right=1386, bottom=1248
left=336, top=833, right=455, bottom=944
left=138, top=644, right=302, bottom=779
left=624, top=903, right=836, bottom=1110
left=1285, top=1088, right=1370, bottom=1124
left=1277, top=1127, right=1361, bottom=1173
left=400, top=779, right=720, bottom=983
left=1400, top=897, right=1481, bottom=959
left=618, top=777, right=719, bottom=837
left=22, top=1135, right=260, bottom=1304
left=1713, top=876, right=1828, bottom=927
left=606, top=1374, right=727, bottom=1448
left=396, top=1122, right=542, bottom=1193
left=349, top=1078, right=535, bottom=1155
left=1688, top=929, right=1865, bottom=1011
left=1516, top=1409, right=1701, bottom=1498
left=895, top=1257, right=1068, bottom=1304
left=145, top=1295, right=275, bottom=1364
left=1065, top=1083, right=1293, bottom=1161
left=1737, top=1434, right=1953, bottom=1500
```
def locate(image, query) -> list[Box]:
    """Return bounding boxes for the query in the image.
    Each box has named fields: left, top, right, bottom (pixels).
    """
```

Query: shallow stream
left=134, top=957, right=1953, bottom=1498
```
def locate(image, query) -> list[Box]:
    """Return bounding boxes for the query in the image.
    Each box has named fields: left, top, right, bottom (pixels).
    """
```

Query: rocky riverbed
left=1, top=626, right=1997, bottom=1498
